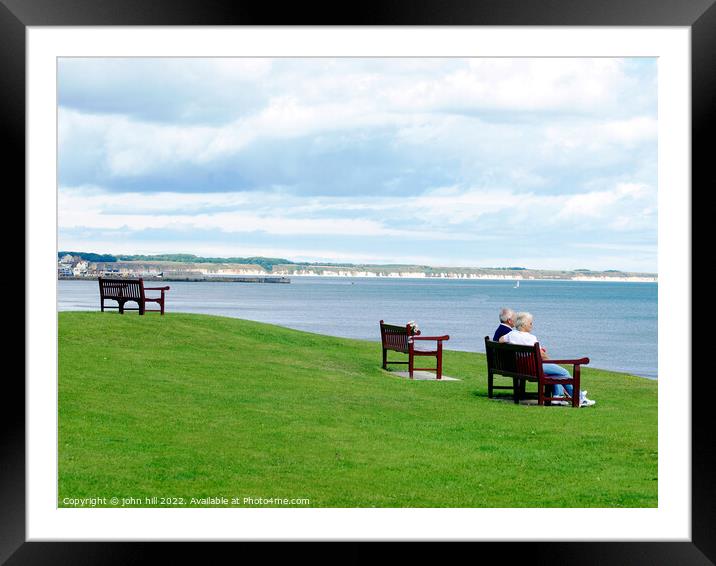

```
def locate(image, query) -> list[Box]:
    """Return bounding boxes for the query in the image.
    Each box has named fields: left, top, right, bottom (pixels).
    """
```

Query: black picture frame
left=7, top=0, right=709, bottom=563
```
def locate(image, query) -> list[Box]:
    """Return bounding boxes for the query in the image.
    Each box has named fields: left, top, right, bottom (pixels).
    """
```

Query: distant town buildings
left=57, top=255, right=119, bottom=278
left=58, top=254, right=81, bottom=277
left=72, top=260, right=89, bottom=276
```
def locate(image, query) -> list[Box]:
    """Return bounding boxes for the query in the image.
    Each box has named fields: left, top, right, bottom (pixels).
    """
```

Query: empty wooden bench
left=484, top=337, right=588, bottom=407
left=98, top=277, right=171, bottom=315
left=380, top=320, right=450, bottom=379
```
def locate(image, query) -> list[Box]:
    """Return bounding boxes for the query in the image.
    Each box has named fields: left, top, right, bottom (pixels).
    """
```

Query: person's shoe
left=580, top=398, right=596, bottom=407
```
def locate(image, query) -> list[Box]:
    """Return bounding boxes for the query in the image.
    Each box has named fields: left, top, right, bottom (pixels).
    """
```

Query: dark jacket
left=492, top=323, right=513, bottom=342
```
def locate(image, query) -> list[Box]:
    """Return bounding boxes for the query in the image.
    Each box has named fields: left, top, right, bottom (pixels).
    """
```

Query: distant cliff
left=268, top=265, right=656, bottom=281
left=73, top=254, right=656, bottom=282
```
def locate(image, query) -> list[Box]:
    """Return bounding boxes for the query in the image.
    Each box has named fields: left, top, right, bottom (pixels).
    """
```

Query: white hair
left=499, top=307, right=514, bottom=323
left=514, top=311, right=533, bottom=331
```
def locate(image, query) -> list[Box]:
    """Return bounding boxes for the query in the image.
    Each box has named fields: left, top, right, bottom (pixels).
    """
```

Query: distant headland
left=57, top=252, right=657, bottom=283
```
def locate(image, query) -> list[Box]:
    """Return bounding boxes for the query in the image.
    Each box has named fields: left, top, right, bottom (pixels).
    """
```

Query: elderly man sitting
left=500, top=311, right=595, bottom=407
left=492, top=307, right=515, bottom=342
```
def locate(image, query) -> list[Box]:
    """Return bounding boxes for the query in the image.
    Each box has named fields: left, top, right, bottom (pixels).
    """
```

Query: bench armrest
left=144, top=286, right=171, bottom=291
left=545, top=357, right=589, bottom=365
left=411, top=335, right=450, bottom=342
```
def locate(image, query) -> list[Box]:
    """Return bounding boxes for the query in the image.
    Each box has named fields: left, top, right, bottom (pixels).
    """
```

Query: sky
left=58, top=57, right=657, bottom=272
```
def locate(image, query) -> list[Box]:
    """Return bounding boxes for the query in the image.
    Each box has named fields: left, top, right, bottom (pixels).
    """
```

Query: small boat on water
left=514, top=280, right=520, bottom=288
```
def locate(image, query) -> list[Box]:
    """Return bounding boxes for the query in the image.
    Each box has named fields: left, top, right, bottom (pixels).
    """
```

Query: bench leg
left=409, top=353, right=414, bottom=379
left=488, top=371, right=493, bottom=398
left=538, top=382, right=545, bottom=406
left=572, top=367, right=581, bottom=408
left=436, top=343, right=443, bottom=379
left=514, top=378, right=520, bottom=404
left=118, top=300, right=124, bottom=315
left=382, top=348, right=387, bottom=370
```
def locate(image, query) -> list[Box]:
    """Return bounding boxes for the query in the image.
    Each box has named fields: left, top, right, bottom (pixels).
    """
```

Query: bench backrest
left=98, top=277, right=146, bottom=301
left=484, top=336, right=544, bottom=380
left=380, top=320, right=419, bottom=353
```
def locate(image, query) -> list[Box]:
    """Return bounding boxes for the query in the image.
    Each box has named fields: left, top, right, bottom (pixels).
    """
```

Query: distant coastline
left=58, top=275, right=290, bottom=284
left=57, top=252, right=658, bottom=283
left=286, top=272, right=656, bottom=283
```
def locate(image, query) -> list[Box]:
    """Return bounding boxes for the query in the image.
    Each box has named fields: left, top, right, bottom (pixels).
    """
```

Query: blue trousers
left=543, top=363, right=573, bottom=397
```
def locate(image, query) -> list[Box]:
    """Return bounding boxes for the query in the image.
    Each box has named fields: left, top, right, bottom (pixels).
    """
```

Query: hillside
left=58, top=312, right=658, bottom=507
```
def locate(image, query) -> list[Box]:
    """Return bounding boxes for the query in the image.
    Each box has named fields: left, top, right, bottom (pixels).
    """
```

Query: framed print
left=8, top=0, right=711, bottom=563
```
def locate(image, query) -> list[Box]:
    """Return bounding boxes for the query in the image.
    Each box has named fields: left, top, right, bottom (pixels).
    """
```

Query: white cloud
left=59, top=58, right=657, bottom=182
left=382, top=58, right=639, bottom=114
left=61, top=57, right=655, bottom=123
left=59, top=179, right=655, bottom=246
left=59, top=185, right=260, bottom=214
left=543, top=116, right=657, bottom=155
left=556, top=182, right=652, bottom=220
left=58, top=186, right=463, bottom=239
left=600, top=116, right=658, bottom=144
left=60, top=100, right=415, bottom=177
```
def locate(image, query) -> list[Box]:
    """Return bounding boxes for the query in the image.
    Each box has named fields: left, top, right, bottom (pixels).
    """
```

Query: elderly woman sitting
left=499, top=311, right=595, bottom=407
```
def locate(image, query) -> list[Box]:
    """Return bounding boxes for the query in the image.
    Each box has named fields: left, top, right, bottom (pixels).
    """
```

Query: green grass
left=58, top=311, right=657, bottom=508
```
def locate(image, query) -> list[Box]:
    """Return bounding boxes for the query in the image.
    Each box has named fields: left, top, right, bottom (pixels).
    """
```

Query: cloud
left=58, top=58, right=273, bottom=124
left=556, top=182, right=652, bottom=220
left=58, top=58, right=657, bottom=190
left=384, top=58, right=636, bottom=115
left=543, top=116, right=657, bottom=154
left=59, top=105, right=656, bottom=199
left=59, top=179, right=655, bottom=246
left=58, top=186, right=467, bottom=240
left=60, top=58, right=655, bottom=124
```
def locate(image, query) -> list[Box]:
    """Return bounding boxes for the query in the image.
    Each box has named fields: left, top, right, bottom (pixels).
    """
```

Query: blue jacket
left=492, top=323, right=513, bottom=342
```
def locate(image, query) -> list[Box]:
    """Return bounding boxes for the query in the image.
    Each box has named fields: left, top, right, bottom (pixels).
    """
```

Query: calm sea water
left=58, top=277, right=658, bottom=378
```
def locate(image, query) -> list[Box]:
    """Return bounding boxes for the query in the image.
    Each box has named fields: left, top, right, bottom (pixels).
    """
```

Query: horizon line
left=57, top=250, right=658, bottom=276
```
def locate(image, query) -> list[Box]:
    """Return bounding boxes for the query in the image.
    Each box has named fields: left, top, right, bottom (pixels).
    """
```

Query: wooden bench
left=484, top=336, right=589, bottom=407
left=380, top=320, right=450, bottom=379
left=98, top=277, right=171, bottom=315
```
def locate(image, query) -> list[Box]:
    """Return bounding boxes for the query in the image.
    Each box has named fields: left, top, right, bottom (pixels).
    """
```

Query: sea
left=58, top=277, right=658, bottom=379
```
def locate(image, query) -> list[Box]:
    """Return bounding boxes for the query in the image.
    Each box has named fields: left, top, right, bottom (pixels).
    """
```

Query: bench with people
left=487, top=307, right=595, bottom=408
left=376, top=307, right=595, bottom=407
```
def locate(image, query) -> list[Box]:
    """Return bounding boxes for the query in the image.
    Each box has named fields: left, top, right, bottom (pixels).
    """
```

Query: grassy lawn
left=58, top=311, right=657, bottom=508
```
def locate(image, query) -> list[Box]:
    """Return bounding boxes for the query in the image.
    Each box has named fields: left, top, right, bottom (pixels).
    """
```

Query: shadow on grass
left=470, top=390, right=517, bottom=401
